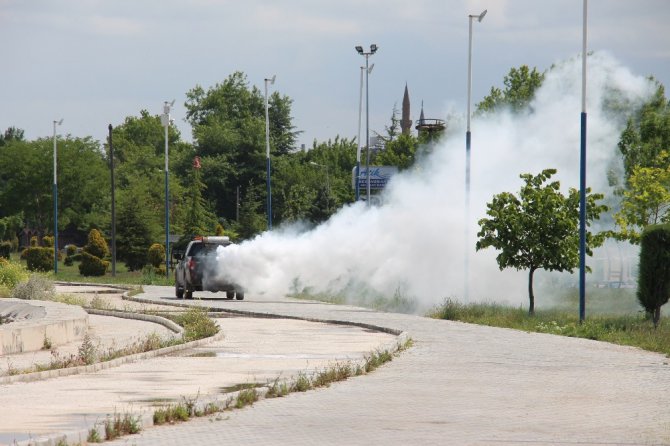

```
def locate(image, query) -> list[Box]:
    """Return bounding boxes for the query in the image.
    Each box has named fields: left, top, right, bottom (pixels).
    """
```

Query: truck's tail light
left=188, top=258, right=196, bottom=271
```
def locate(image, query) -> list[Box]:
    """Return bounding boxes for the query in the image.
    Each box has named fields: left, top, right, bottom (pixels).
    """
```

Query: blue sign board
left=352, top=166, right=398, bottom=190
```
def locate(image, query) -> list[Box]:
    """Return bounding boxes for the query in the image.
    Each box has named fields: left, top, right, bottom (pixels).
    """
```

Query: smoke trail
left=214, top=52, right=654, bottom=310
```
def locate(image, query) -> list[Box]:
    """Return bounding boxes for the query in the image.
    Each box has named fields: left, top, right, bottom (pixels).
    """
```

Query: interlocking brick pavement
left=101, top=287, right=670, bottom=446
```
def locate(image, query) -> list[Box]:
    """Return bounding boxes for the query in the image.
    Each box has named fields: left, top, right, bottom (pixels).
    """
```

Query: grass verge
left=429, top=299, right=670, bottom=356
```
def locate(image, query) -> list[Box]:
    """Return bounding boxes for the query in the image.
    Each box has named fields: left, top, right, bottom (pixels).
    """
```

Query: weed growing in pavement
left=87, top=427, right=102, bottom=443
left=235, top=386, right=259, bottom=409
left=89, top=294, right=113, bottom=310
left=103, top=412, right=141, bottom=440
left=291, top=372, right=312, bottom=392
left=42, top=334, right=52, bottom=350
left=265, top=377, right=290, bottom=398
left=78, top=333, right=98, bottom=365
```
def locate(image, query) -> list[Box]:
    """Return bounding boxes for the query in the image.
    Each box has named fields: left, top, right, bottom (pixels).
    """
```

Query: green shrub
left=42, top=235, right=54, bottom=248
left=65, top=244, right=77, bottom=256
left=0, top=259, right=29, bottom=293
left=147, top=243, right=165, bottom=268
left=170, top=307, right=219, bottom=342
left=85, top=229, right=109, bottom=259
left=30, top=236, right=39, bottom=247
left=64, top=256, right=74, bottom=266
left=215, top=223, right=225, bottom=236
left=0, top=241, right=12, bottom=259
left=23, top=247, right=53, bottom=272
left=638, top=224, right=670, bottom=327
left=78, top=251, right=109, bottom=276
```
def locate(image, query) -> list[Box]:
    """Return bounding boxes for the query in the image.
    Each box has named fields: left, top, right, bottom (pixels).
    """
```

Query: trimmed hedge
left=23, top=247, right=53, bottom=272
left=638, top=224, right=670, bottom=327
left=78, top=251, right=109, bottom=276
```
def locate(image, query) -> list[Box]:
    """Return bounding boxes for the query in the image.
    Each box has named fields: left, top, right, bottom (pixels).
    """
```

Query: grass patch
left=429, top=298, right=670, bottom=356
left=167, top=306, right=219, bottom=342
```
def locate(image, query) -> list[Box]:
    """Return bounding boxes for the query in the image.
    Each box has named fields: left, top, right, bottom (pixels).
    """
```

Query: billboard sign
left=352, top=165, right=398, bottom=190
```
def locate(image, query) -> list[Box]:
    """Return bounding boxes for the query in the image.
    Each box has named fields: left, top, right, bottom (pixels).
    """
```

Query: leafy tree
left=0, top=137, right=108, bottom=232
left=374, top=133, right=419, bottom=170
left=477, top=65, right=545, bottom=114
left=379, top=103, right=400, bottom=142
left=0, top=126, right=24, bottom=146
left=185, top=71, right=299, bottom=222
left=613, top=154, right=670, bottom=244
left=617, top=83, right=670, bottom=181
left=476, top=169, right=607, bottom=314
left=637, top=224, right=670, bottom=327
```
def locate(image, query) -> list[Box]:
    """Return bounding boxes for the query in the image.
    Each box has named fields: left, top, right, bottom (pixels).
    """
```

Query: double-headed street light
left=264, top=74, right=276, bottom=230
left=355, top=63, right=374, bottom=202
left=161, top=100, right=174, bottom=278
left=53, top=118, right=63, bottom=273
left=465, top=8, right=486, bottom=302
left=355, top=44, right=378, bottom=207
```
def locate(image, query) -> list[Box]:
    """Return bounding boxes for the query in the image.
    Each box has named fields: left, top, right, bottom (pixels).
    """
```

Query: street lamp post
left=108, top=124, right=116, bottom=277
left=579, top=0, right=588, bottom=323
left=465, top=9, right=486, bottom=302
left=53, top=118, right=63, bottom=273
left=355, top=63, right=374, bottom=202
left=355, top=44, right=378, bottom=207
left=265, top=75, right=276, bottom=230
left=161, top=100, right=174, bottom=278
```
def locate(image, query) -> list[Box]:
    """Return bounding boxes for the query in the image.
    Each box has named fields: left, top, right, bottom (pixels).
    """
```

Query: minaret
left=418, top=101, right=425, bottom=126
left=400, top=84, right=412, bottom=135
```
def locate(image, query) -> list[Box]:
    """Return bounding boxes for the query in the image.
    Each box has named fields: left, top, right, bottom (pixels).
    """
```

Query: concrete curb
left=85, top=308, right=184, bottom=334
left=0, top=329, right=224, bottom=386
left=126, top=295, right=405, bottom=336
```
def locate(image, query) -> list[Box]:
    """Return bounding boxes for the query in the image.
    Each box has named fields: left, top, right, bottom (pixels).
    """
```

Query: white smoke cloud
left=214, top=52, right=655, bottom=311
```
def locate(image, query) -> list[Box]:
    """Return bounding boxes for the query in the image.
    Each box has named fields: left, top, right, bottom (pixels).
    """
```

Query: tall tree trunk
left=653, top=306, right=661, bottom=328
left=528, top=267, right=536, bottom=316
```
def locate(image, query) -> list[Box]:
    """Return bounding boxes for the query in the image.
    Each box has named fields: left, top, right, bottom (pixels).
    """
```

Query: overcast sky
left=1, top=0, right=668, bottom=148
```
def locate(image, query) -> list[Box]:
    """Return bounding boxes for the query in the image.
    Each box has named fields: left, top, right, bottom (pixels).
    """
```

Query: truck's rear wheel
left=176, top=284, right=184, bottom=299
left=226, top=291, right=234, bottom=300
left=235, top=291, right=245, bottom=300
left=185, top=288, right=193, bottom=299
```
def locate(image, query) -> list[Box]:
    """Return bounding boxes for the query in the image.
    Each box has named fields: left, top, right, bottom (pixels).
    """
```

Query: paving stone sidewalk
left=103, top=286, right=670, bottom=446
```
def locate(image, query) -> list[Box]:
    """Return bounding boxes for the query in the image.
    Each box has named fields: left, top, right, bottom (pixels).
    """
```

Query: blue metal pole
left=53, top=183, right=58, bottom=273
left=579, top=112, right=587, bottom=322
left=579, top=0, right=588, bottom=323
left=164, top=115, right=170, bottom=278
left=266, top=157, right=272, bottom=230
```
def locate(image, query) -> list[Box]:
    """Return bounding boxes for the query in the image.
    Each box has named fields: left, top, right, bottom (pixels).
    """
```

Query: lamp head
left=271, top=74, right=276, bottom=85
left=355, top=45, right=364, bottom=54
left=370, top=44, right=378, bottom=54
left=478, top=9, right=487, bottom=22
left=56, top=118, right=63, bottom=126
left=368, top=63, right=375, bottom=74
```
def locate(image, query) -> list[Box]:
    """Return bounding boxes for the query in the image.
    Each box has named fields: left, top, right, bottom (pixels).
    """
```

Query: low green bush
left=0, top=241, right=12, bottom=259
left=0, top=259, right=29, bottom=295
left=23, top=247, right=53, bottom=272
left=79, top=251, right=109, bottom=276
left=147, top=243, right=165, bottom=268
left=65, top=244, right=77, bottom=257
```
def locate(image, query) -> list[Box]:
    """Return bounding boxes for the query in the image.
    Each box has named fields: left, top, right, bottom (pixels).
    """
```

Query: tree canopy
left=476, top=169, right=607, bottom=314
left=476, top=65, right=545, bottom=114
